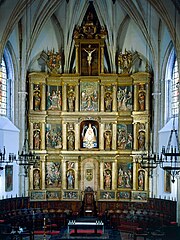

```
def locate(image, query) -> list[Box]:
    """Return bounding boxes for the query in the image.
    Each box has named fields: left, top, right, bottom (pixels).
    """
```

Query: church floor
left=1, top=230, right=178, bottom=240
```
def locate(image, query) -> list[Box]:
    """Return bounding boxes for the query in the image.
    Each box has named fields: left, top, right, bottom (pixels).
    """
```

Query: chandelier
left=140, top=117, right=180, bottom=183
left=0, top=138, right=40, bottom=176
left=159, top=117, right=180, bottom=183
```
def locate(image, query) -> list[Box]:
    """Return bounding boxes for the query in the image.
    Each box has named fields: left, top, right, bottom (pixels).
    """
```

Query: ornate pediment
left=73, top=12, right=107, bottom=40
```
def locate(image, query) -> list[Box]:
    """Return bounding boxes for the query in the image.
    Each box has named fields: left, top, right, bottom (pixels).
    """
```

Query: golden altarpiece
left=28, top=12, right=151, bottom=203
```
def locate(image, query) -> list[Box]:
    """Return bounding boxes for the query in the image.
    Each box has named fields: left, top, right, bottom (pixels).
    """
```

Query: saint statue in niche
left=67, top=170, right=75, bottom=189
left=138, top=85, right=146, bottom=111
left=138, top=170, right=145, bottom=190
left=33, top=169, right=40, bottom=189
left=82, top=122, right=97, bottom=149
left=33, top=85, right=41, bottom=111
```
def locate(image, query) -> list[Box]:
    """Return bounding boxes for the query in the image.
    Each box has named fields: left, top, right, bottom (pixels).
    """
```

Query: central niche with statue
left=28, top=6, right=151, bottom=203
left=81, top=120, right=99, bottom=149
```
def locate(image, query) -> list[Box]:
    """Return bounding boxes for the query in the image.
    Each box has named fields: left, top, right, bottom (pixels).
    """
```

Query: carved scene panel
left=45, top=161, right=61, bottom=188
left=46, top=85, right=62, bottom=111
left=46, top=123, right=62, bottom=149
left=117, top=123, right=133, bottom=150
left=117, top=86, right=133, bottom=111
left=80, top=81, right=99, bottom=112
left=117, top=162, right=133, bottom=189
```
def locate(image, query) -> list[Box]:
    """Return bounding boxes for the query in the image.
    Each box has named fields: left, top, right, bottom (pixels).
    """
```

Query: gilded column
left=100, top=46, right=104, bottom=74
left=145, top=122, right=149, bottom=151
left=133, top=123, right=138, bottom=150
left=132, top=157, right=137, bottom=190
left=75, top=123, right=79, bottom=150
left=29, top=166, right=34, bottom=190
left=41, top=83, right=46, bottom=111
left=144, top=170, right=148, bottom=191
left=62, top=83, right=67, bottom=111
left=41, top=155, right=46, bottom=189
left=100, top=84, right=105, bottom=112
left=62, top=122, right=67, bottom=150
left=112, top=123, right=117, bottom=150
left=41, top=122, right=45, bottom=150
left=100, top=161, right=104, bottom=189
left=75, top=84, right=79, bottom=111
left=74, top=161, right=78, bottom=189
left=62, top=159, right=66, bottom=189
left=100, top=123, right=104, bottom=150
left=112, top=160, right=117, bottom=190
left=134, top=85, right=138, bottom=111
left=29, top=122, right=33, bottom=150
left=112, top=84, right=117, bottom=111
left=29, top=82, right=34, bottom=111
left=145, top=83, right=149, bottom=111
left=75, top=44, right=79, bottom=74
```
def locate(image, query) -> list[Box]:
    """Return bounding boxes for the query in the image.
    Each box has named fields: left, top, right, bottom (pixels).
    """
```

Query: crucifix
left=83, top=45, right=96, bottom=75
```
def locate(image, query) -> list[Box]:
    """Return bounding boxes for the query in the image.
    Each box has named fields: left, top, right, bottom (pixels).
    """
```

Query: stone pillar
left=62, top=159, right=66, bottom=189
left=177, top=178, right=180, bottom=225
left=100, top=161, right=104, bottom=189
left=112, top=123, right=117, bottom=150
left=41, top=83, right=46, bottom=111
left=100, top=84, right=105, bottom=112
left=62, top=83, right=67, bottom=112
left=112, top=84, right=117, bottom=111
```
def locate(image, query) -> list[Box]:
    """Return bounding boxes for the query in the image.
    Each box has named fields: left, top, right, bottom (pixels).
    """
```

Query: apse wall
left=0, top=116, right=19, bottom=198
left=157, top=117, right=178, bottom=200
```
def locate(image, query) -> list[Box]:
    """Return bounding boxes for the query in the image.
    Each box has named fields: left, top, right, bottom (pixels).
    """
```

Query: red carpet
left=34, top=230, right=60, bottom=235
left=70, top=229, right=103, bottom=234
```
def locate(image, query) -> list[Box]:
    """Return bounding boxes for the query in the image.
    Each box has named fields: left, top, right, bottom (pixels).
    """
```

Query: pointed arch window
left=171, top=59, right=179, bottom=116
left=0, top=58, right=7, bottom=116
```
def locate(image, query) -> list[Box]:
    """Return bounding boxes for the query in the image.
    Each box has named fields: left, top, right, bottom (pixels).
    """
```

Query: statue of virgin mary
left=82, top=123, right=97, bottom=149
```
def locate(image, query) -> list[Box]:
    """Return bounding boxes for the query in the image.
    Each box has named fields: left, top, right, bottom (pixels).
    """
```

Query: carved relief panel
left=45, top=123, right=62, bottom=149
left=45, top=161, right=61, bottom=188
left=46, top=85, right=62, bottom=111
left=117, top=86, right=133, bottom=111
left=80, top=81, right=99, bottom=111
left=117, top=123, right=133, bottom=150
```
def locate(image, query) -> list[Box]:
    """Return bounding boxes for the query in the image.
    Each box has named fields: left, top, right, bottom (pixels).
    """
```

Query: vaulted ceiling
left=0, top=0, right=179, bottom=79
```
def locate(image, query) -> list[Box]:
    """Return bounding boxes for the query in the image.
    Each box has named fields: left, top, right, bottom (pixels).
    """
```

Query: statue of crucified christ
left=83, top=45, right=96, bottom=75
